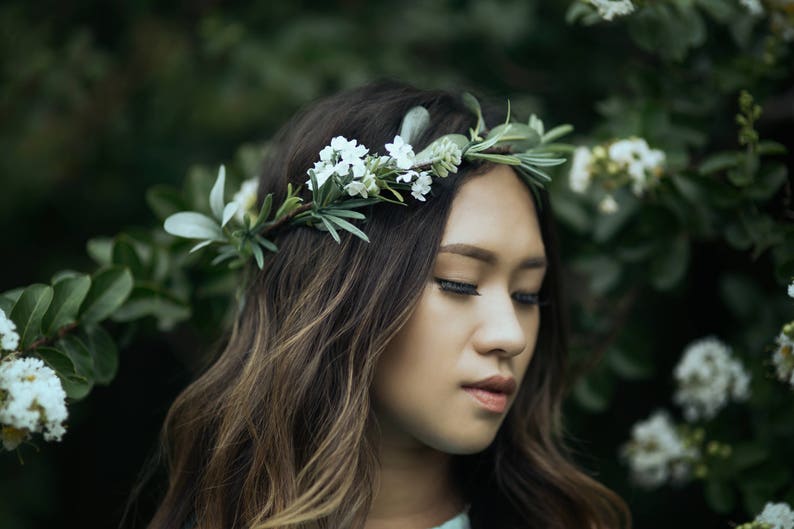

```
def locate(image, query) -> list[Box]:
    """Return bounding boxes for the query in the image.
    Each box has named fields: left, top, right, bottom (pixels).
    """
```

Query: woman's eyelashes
left=433, top=278, right=544, bottom=306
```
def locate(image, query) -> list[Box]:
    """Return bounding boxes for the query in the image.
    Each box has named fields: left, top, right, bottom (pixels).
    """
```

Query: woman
left=145, top=80, right=631, bottom=529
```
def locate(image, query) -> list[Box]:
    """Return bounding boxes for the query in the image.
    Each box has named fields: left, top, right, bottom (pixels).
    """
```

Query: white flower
left=607, top=137, right=665, bottom=196
left=569, top=146, right=593, bottom=193
left=344, top=167, right=379, bottom=198
left=0, top=356, right=68, bottom=450
left=306, top=136, right=370, bottom=191
left=755, top=502, right=794, bottom=529
left=788, top=280, right=793, bottom=298
left=231, top=178, right=259, bottom=224
left=620, top=410, right=698, bottom=488
left=772, top=332, right=794, bottom=388
left=598, top=194, right=619, bottom=214
left=410, top=172, right=433, bottom=201
left=739, top=0, right=764, bottom=16
left=673, top=337, right=751, bottom=422
left=590, top=0, right=635, bottom=21
left=0, top=309, right=19, bottom=352
left=385, top=135, right=416, bottom=170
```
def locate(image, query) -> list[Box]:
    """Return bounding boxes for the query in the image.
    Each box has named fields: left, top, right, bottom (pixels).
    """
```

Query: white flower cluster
left=621, top=410, right=698, bottom=488
left=568, top=137, right=666, bottom=214
left=739, top=0, right=764, bottom=16
left=0, top=356, right=68, bottom=450
left=306, top=134, right=462, bottom=202
left=788, top=279, right=794, bottom=298
left=673, top=337, right=751, bottom=422
left=590, top=0, right=635, bottom=21
left=772, top=331, right=794, bottom=388
left=0, top=308, right=19, bottom=352
left=231, top=177, right=259, bottom=224
left=307, top=136, right=377, bottom=197
left=755, top=502, right=794, bottom=529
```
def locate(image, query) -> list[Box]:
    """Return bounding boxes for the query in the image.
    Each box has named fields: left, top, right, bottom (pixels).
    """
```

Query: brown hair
left=142, top=80, right=631, bottom=529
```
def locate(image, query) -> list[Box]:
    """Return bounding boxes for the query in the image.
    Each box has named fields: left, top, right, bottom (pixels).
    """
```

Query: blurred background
left=1, top=1, right=793, bottom=528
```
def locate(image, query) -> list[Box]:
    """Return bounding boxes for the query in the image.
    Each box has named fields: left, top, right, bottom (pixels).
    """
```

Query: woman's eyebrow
left=438, top=243, right=547, bottom=269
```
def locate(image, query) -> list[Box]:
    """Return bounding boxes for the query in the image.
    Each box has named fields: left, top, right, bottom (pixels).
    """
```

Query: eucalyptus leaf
left=399, top=106, right=431, bottom=145
left=79, top=266, right=134, bottom=324
left=9, top=283, right=54, bottom=350
left=209, top=165, right=226, bottom=221
left=462, top=92, right=485, bottom=138
left=164, top=212, right=225, bottom=241
left=41, top=274, right=91, bottom=335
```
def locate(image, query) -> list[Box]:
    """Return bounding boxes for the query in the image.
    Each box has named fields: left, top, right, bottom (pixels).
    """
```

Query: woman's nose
left=471, top=291, right=528, bottom=357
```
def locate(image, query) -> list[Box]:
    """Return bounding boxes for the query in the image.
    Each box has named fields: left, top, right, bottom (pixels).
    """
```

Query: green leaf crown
left=163, top=94, right=573, bottom=269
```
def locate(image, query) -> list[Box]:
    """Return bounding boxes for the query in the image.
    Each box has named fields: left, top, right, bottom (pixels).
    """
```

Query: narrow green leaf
left=79, top=266, right=134, bottom=324
left=255, top=193, right=273, bottom=226
left=251, top=242, right=264, bottom=269
left=326, top=215, right=370, bottom=243
left=254, top=235, right=278, bottom=253
left=319, top=216, right=341, bottom=243
left=9, top=284, right=54, bottom=349
left=462, top=92, right=485, bottom=138
left=322, top=209, right=366, bottom=220
left=542, top=124, right=573, bottom=144
left=698, top=151, right=741, bottom=175
left=222, top=202, right=239, bottom=227
left=42, top=274, right=91, bottom=335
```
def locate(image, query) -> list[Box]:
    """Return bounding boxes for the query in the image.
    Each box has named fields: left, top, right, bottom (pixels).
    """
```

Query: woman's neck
left=364, top=431, right=465, bottom=529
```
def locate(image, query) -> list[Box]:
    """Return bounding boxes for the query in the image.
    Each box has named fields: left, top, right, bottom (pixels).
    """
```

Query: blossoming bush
left=0, top=1, right=792, bottom=528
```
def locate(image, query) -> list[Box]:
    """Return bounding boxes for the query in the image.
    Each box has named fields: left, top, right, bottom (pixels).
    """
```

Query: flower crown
left=164, top=94, right=573, bottom=269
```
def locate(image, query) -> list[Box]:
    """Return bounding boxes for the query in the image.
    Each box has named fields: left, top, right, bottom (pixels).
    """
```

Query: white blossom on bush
left=599, top=194, right=619, bottom=214
left=739, top=0, right=764, bottom=16
left=410, top=172, right=433, bottom=201
left=673, top=337, right=750, bottom=422
left=306, top=136, right=370, bottom=191
left=0, top=308, right=19, bottom=352
left=772, top=331, right=794, bottom=388
left=385, top=135, right=416, bottom=170
left=788, top=279, right=793, bottom=298
left=231, top=177, right=259, bottom=224
left=0, top=356, right=68, bottom=450
left=607, top=137, right=666, bottom=196
left=569, top=146, right=593, bottom=193
left=755, top=502, right=794, bottom=529
left=590, top=0, right=635, bottom=21
left=620, top=410, right=698, bottom=488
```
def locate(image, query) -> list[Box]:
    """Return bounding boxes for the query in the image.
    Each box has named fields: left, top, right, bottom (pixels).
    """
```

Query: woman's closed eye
left=433, top=278, right=546, bottom=306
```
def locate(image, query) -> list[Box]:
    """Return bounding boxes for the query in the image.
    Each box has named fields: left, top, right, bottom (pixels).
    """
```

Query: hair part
left=141, top=80, right=631, bottom=529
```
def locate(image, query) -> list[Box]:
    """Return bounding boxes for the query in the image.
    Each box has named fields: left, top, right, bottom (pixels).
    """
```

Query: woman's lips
left=462, top=387, right=508, bottom=413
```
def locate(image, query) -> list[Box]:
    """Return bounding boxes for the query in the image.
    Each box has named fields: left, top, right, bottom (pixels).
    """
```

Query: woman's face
left=372, top=164, right=547, bottom=454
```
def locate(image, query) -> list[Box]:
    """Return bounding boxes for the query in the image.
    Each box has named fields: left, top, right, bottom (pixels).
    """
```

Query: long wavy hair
left=143, top=80, right=631, bottom=529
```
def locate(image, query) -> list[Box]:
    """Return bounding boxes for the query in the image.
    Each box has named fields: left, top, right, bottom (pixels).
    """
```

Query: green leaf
left=86, top=237, right=113, bottom=267
left=164, top=212, right=225, bottom=241
left=41, top=274, right=91, bottom=335
left=9, top=284, right=54, bottom=350
left=255, top=193, right=273, bottom=226
left=112, top=234, right=145, bottom=276
left=542, top=124, right=573, bottom=144
left=705, top=478, right=735, bottom=514
left=486, top=123, right=541, bottom=151
left=146, top=185, right=187, bottom=221
left=746, top=164, right=787, bottom=201
left=326, top=215, right=370, bottom=243
left=79, top=266, right=134, bottom=324
left=1, top=288, right=23, bottom=305
left=110, top=283, right=191, bottom=328
left=399, top=106, right=431, bottom=144
left=254, top=235, right=278, bottom=253
left=322, top=209, right=366, bottom=220
left=757, top=140, right=787, bottom=156
left=571, top=372, right=613, bottom=413
left=462, top=92, right=485, bottom=138
left=58, top=334, right=94, bottom=381
left=728, top=443, right=768, bottom=472
left=222, top=202, right=238, bottom=227
left=319, top=215, right=341, bottom=243
left=650, top=235, right=689, bottom=290
left=209, top=165, right=226, bottom=221
left=698, top=151, right=741, bottom=175
left=607, top=347, right=654, bottom=380
left=36, top=346, right=77, bottom=377
left=251, top=242, right=264, bottom=269
left=78, top=324, right=118, bottom=385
